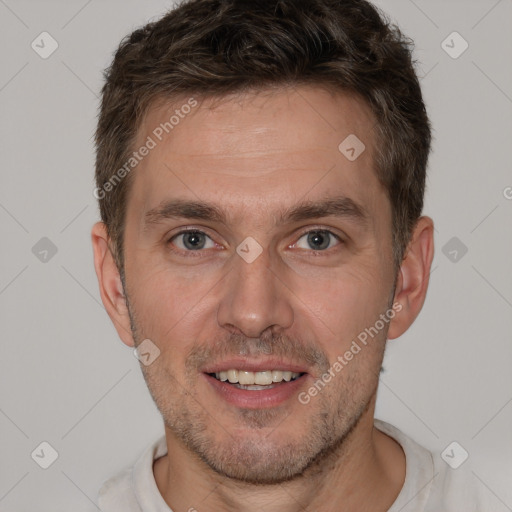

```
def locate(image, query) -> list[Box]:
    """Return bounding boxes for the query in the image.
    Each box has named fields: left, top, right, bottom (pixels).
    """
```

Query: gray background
left=1, top=0, right=511, bottom=510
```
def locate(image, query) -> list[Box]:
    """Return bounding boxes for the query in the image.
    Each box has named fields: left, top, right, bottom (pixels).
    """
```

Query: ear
left=387, top=216, right=434, bottom=340
left=91, top=221, right=135, bottom=347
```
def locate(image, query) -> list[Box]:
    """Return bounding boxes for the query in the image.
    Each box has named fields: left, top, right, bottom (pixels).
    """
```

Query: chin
left=200, top=439, right=312, bottom=485
left=185, top=416, right=331, bottom=485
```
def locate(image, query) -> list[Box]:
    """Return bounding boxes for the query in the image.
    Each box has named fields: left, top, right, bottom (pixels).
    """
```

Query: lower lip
left=204, top=373, right=308, bottom=409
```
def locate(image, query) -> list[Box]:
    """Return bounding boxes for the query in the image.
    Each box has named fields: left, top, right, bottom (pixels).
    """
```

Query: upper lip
left=202, top=358, right=310, bottom=374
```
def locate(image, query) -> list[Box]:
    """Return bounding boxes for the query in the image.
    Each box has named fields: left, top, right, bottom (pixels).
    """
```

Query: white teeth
left=272, top=370, right=283, bottom=382
left=238, top=371, right=253, bottom=385
left=213, top=369, right=301, bottom=385
left=255, top=371, right=273, bottom=385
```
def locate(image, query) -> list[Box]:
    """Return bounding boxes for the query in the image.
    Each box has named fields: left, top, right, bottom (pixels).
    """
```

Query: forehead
left=129, top=86, right=385, bottom=225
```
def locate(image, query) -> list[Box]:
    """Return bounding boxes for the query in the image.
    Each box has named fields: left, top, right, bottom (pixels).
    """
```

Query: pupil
left=184, top=231, right=205, bottom=250
left=308, top=231, right=329, bottom=250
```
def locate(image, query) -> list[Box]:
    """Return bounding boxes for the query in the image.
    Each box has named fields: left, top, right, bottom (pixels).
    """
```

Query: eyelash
left=166, top=227, right=343, bottom=258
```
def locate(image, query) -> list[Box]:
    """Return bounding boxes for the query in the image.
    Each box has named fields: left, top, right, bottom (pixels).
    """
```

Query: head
left=92, top=0, right=434, bottom=485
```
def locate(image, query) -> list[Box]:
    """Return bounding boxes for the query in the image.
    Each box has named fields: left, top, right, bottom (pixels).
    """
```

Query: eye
left=169, top=230, right=216, bottom=251
left=294, top=230, right=341, bottom=251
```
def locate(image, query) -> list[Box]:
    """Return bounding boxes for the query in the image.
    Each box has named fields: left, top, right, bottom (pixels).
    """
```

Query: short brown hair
left=95, top=0, right=431, bottom=275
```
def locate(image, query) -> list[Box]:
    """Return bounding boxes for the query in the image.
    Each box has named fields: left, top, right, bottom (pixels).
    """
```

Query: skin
left=92, top=85, right=434, bottom=511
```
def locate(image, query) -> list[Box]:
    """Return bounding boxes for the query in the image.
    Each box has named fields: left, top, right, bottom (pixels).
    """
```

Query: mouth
left=202, top=361, right=310, bottom=409
left=207, top=369, right=305, bottom=390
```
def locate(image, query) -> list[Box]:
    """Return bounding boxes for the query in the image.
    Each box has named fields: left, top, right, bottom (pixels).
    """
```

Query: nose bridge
left=216, top=242, right=294, bottom=337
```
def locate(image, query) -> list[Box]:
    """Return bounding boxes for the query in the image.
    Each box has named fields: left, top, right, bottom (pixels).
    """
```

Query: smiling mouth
left=207, top=369, right=305, bottom=390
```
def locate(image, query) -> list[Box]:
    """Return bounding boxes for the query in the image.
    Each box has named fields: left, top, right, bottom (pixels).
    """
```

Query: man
left=91, top=0, right=489, bottom=510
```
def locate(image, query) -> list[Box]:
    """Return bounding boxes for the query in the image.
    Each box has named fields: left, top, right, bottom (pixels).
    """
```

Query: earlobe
left=387, top=216, right=434, bottom=340
left=91, top=221, right=135, bottom=347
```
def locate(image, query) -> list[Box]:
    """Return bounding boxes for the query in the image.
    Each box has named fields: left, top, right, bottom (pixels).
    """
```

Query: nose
left=216, top=243, right=294, bottom=338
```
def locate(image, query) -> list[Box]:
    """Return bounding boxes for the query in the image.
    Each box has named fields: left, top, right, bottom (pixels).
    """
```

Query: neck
left=154, top=396, right=405, bottom=512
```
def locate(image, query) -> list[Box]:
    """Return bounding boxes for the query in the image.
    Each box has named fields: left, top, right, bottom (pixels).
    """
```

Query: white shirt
left=97, top=419, right=496, bottom=511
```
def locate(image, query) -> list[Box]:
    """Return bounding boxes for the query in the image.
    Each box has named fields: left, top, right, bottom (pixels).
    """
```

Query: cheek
left=292, top=264, right=389, bottom=340
left=125, top=260, right=212, bottom=348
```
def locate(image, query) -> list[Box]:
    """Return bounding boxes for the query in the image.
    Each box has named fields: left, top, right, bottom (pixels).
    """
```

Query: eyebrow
left=143, top=195, right=369, bottom=230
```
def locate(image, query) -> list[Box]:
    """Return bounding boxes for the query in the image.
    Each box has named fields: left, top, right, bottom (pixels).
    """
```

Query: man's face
left=122, top=86, right=397, bottom=483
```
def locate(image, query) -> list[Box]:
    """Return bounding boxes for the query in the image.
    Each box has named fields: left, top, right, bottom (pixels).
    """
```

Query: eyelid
left=165, top=227, right=217, bottom=256
left=167, top=226, right=216, bottom=241
left=167, top=225, right=344, bottom=242
left=290, top=227, right=343, bottom=251
left=295, top=225, right=344, bottom=240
